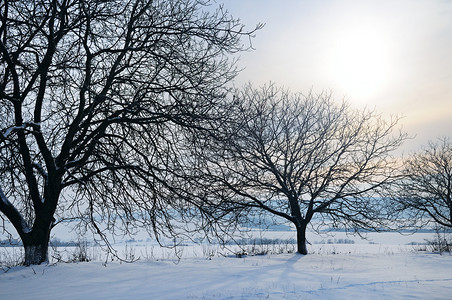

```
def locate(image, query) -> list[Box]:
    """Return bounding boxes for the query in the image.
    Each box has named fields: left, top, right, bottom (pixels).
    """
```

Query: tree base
left=24, top=245, right=48, bottom=266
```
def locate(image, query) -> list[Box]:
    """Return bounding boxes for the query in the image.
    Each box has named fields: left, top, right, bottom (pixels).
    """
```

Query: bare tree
left=0, top=0, right=261, bottom=265
left=198, top=85, right=407, bottom=254
left=396, top=137, right=452, bottom=228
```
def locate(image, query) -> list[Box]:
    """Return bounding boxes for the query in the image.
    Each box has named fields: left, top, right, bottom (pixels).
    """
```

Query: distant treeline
left=0, top=238, right=82, bottom=247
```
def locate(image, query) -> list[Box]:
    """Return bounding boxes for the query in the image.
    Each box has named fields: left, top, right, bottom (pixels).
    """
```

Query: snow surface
left=1, top=241, right=452, bottom=300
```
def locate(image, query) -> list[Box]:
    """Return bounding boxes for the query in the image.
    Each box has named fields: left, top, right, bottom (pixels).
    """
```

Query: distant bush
left=425, top=227, right=452, bottom=254
left=223, top=238, right=296, bottom=257
left=226, top=238, right=296, bottom=246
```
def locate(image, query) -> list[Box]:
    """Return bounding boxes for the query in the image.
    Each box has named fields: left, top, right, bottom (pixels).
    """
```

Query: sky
left=220, top=0, right=452, bottom=151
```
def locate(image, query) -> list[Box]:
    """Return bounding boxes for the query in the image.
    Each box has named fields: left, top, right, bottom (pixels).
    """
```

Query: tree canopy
left=196, top=85, right=407, bottom=254
left=0, top=0, right=261, bottom=265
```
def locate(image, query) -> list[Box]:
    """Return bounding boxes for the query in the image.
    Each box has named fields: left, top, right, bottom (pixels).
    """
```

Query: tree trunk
left=24, top=243, right=49, bottom=266
left=296, top=223, right=308, bottom=255
left=22, top=222, right=53, bottom=265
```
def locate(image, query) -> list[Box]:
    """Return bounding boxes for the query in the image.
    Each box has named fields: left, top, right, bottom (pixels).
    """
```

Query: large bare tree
left=198, top=85, right=407, bottom=254
left=395, top=137, right=452, bottom=228
left=0, top=0, right=261, bottom=265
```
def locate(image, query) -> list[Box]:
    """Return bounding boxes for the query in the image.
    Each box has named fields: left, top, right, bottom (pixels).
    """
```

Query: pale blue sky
left=220, top=0, right=452, bottom=150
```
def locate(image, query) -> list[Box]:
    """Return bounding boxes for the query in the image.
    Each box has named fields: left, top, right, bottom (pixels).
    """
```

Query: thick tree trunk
left=296, top=224, right=308, bottom=255
left=21, top=222, right=53, bottom=265
left=20, top=181, right=59, bottom=265
left=24, top=243, right=49, bottom=265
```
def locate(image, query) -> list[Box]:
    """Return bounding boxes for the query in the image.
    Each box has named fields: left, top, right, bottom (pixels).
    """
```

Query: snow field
left=1, top=241, right=452, bottom=299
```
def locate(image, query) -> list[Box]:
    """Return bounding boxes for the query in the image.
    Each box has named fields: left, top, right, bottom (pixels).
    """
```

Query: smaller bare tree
left=396, top=137, right=452, bottom=228
left=198, top=85, right=407, bottom=254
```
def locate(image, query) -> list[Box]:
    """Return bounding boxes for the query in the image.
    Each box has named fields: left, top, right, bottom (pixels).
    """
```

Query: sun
left=328, top=28, right=393, bottom=103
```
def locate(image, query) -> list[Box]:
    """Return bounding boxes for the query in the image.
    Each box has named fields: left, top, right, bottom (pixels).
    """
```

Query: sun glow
left=328, top=28, right=393, bottom=102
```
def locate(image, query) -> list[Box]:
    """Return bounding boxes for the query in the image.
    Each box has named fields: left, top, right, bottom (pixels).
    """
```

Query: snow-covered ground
left=1, top=230, right=452, bottom=299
